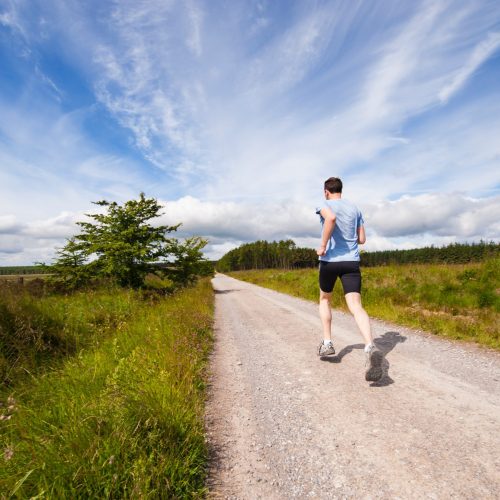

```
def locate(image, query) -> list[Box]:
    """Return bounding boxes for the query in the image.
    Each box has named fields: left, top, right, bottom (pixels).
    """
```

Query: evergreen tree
left=50, top=193, right=208, bottom=288
left=46, top=238, right=91, bottom=288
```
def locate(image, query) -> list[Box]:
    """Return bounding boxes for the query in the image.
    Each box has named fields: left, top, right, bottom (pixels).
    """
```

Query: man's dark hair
left=324, top=177, right=343, bottom=194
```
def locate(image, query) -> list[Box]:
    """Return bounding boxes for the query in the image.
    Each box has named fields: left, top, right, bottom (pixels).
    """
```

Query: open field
left=0, top=274, right=53, bottom=281
left=228, top=258, right=500, bottom=349
left=0, top=279, right=213, bottom=498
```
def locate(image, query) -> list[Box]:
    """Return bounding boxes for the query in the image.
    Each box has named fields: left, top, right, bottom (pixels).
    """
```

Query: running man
left=315, top=177, right=383, bottom=382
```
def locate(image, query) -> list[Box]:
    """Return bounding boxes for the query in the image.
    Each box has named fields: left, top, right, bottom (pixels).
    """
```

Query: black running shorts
left=319, top=260, right=361, bottom=294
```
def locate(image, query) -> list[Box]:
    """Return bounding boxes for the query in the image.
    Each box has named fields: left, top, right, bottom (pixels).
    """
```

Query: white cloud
left=1, top=191, right=498, bottom=264
left=186, top=0, right=203, bottom=57
left=244, top=5, right=338, bottom=94
left=160, top=193, right=500, bottom=258
left=0, top=216, right=22, bottom=234
left=439, top=31, right=500, bottom=103
left=367, top=194, right=500, bottom=239
left=1, top=1, right=500, bottom=264
left=0, top=89, right=160, bottom=222
left=203, top=240, right=240, bottom=261
left=10, top=0, right=496, bottom=206
left=359, top=1, right=447, bottom=124
left=0, top=6, right=27, bottom=38
left=158, top=196, right=318, bottom=241
left=88, top=0, right=204, bottom=172
left=0, top=236, right=24, bottom=255
left=23, top=212, right=81, bottom=239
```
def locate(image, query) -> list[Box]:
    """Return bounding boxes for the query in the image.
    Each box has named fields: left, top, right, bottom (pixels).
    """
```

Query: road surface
left=205, top=274, right=500, bottom=499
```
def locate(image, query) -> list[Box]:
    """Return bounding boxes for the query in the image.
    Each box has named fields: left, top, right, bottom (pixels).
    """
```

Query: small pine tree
left=49, top=237, right=93, bottom=288
left=50, top=193, right=208, bottom=289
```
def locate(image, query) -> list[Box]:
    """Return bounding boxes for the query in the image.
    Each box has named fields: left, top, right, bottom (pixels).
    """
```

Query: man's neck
left=326, top=193, right=342, bottom=200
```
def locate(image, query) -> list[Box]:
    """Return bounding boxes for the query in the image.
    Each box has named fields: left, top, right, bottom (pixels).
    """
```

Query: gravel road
left=205, top=274, right=500, bottom=499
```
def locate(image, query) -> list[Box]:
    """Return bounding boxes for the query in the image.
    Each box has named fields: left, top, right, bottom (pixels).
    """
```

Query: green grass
left=228, top=258, right=500, bottom=349
left=0, top=279, right=213, bottom=498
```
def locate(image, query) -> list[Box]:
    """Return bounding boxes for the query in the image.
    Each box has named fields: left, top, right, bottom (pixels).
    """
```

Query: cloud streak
left=0, top=0, right=499, bottom=264
left=439, top=31, right=500, bottom=103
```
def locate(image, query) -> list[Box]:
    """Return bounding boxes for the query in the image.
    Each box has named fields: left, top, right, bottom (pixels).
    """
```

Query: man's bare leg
left=344, top=292, right=373, bottom=346
left=319, top=290, right=333, bottom=342
left=345, top=292, right=383, bottom=380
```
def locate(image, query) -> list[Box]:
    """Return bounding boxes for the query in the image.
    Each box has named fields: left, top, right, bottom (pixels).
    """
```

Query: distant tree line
left=360, top=241, right=499, bottom=266
left=216, top=240, right=317, bottom=272
left=0, top=266, right=50, bottom=276
left=217, top=240, right=499, bottom=271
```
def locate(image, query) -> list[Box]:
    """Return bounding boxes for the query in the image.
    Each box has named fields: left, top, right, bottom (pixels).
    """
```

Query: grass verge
left=0, top=279, right=213, bottom=498
left=227, top=258, right=499, bottom=350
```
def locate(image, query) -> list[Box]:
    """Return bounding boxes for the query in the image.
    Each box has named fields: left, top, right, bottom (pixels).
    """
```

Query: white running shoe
left=318, top=341, right=336, bottom=356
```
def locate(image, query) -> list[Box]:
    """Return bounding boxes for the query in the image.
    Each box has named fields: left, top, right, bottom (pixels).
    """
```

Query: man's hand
left=317, top=244, right=327, bottom=256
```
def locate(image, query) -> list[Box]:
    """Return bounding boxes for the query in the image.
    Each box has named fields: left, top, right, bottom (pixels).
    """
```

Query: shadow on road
left=321, top=343, right=364, bottom=364
left=370, top=331, right=407, bottom=387
left=374, top=331, right=407, bottom=355
left=214, top=289, right=240, bottom=294
left=320, top=331, right=407, bottom=387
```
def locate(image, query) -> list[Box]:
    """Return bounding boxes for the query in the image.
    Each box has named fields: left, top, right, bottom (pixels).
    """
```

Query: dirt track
left=205, top=274, right=500, bottom=499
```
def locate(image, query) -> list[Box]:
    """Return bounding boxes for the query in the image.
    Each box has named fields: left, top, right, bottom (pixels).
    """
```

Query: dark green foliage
left=0, top=266, right=50, bottom=276
left=217, top=239, right=317, bottom=272
left=43, top=237, right=91, bottom=288
left=360, top=241, right=499, bottom=267
left=168, top=236, right=212, bottom=286
left=217, top=240, right=499, bottom=272
left=46, top=193, right=209, bottom=289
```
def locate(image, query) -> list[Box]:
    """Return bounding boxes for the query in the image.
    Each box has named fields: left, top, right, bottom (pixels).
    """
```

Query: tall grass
left=228, top=258, right=499, bottom=349
left=0, top=282, right=136, bottom=387
left=0, top=280, right=213, bottom=498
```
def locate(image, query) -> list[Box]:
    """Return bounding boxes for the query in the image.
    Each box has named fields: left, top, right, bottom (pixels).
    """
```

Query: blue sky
left=0, top=0, right=499, bottom=264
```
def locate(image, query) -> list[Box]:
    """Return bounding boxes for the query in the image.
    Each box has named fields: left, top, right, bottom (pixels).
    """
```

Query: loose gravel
left=205, top=274, right=500, bottom=499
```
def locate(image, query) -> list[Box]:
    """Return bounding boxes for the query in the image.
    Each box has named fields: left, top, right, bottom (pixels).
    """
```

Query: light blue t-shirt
left=315, top=198, right=364, bottom=262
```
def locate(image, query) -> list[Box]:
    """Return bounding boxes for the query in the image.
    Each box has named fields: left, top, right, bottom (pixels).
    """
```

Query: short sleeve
left=358, top=210, right=364, bottom=226
left=315, top=200, right=328, bottom=222
left=315, top=200, right=328, bottom=215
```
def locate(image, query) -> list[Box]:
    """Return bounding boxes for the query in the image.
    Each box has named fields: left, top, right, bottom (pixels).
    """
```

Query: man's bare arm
left=317, top=207, right=336, bottom=256
left=357, top=225, right=366, bottom=244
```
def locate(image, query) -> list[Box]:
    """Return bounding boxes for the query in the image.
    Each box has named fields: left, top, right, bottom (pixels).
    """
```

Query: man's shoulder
left=337, top=198, right=360, bottom=211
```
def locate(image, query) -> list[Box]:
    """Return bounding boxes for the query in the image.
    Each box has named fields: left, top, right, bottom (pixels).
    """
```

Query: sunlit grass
left=228, top=258, right=499, bottom=349
left=0, top=279, right=213, bottom=498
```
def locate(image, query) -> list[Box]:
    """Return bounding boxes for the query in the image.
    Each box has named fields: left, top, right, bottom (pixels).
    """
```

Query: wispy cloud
left=83, top=0, right=209, bottom=174
left=243, top=4, right=339, bottom=95
left=439, top=31, right=500, bottom=103
left=1, top=0, right=499, bottom=264
left=186, top=0, right=203, bottom=57
left=0, top=5, right=26, bottom=38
